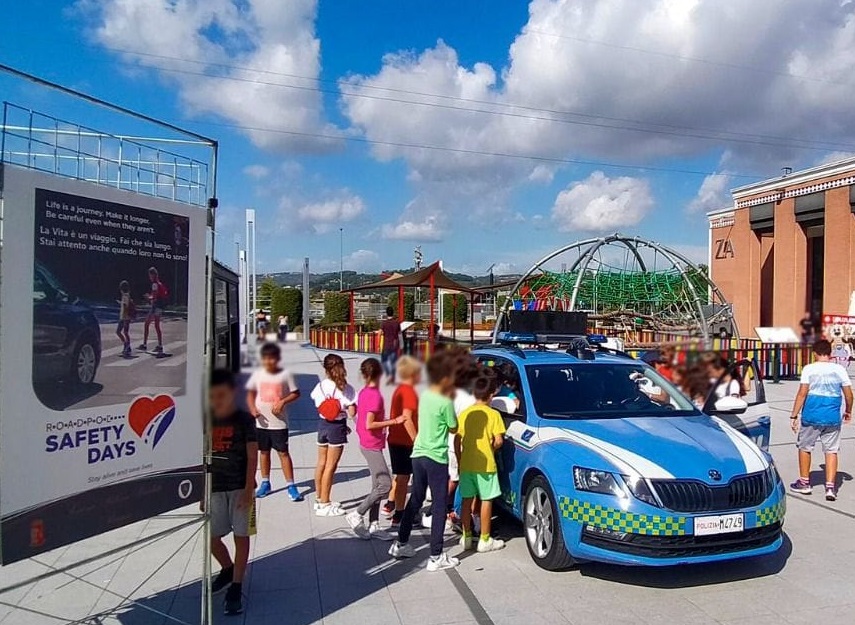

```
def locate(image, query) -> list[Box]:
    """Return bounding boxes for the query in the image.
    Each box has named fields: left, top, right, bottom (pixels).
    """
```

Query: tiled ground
left=1, top=342, right=853, bottom=625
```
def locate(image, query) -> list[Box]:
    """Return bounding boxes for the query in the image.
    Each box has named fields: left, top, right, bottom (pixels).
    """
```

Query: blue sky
left=3, top=0, right=854, bottom=276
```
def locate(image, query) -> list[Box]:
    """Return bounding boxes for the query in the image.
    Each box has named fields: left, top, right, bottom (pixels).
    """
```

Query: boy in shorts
left=209, top=369, right=258, bottom=616
left=456, top=370, right=506, bottom=552
left=384, top=356, right=421, bottom=525
left=246, top=342, right=302, bottom=501
left=790, top=339, right=853, bottom=501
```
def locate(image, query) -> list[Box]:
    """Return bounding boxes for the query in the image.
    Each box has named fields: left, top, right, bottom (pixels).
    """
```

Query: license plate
left=694, top=513, right=744, bottom=536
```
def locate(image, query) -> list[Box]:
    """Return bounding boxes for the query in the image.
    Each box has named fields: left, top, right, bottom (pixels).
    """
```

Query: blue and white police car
left=475, top=332, right=785, bottom=569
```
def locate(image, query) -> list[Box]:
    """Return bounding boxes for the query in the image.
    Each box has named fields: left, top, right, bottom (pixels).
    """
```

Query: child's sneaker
left=426, top=552, right=460, bottom=572
left=154, top=344, right=164, bottom=354
left=388, top=540, right=415, bottom=559
left=286, top=484, right=303, bottom=502
left=223, top=583, right=243, bottom=616
left=346, top=511, right=371, bottom=539
left=211, top=566, right=233, bottom=594
left=825, top=483, right=838, bottom=501
left=255, top=480, right=272, bottom=498
left=368, top=521, right=395, bottom=541
left=477, top=537, right=506, bottom=553
left=137, top=343, right=148, bottom=351
left=381, top=500, right=395, bottom=518
left=122, top=345, right=132, bottom=357
left=315, top=502, right=345, bottom=517
left=789, top=478, right=812, bottom=494
left=460, top=534, right=474, bottom=551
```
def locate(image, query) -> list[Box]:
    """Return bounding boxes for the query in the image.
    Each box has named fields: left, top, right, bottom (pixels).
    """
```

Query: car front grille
left=650, top=472, right=772, bottom=513
left=581, top=522, right=782, bottom=559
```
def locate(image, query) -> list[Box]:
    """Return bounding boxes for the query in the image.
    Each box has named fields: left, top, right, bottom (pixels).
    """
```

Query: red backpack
left=154, top=280, right=169, bottom=304
left=317, top=382, right=343, bottom=421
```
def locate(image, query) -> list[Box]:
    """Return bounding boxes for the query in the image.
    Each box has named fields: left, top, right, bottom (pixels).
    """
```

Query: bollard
left=771, top=344, right=781, bottom=384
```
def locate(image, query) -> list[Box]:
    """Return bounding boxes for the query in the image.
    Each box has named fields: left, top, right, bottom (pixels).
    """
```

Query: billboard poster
left=0, top=165, right=207, bottom=565
left=821, top=313, right=855, bottom=367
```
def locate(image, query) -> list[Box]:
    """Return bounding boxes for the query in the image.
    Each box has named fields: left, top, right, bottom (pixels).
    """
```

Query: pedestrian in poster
left=789, top=339, right=853, bottom=501
left=138, top=266, right=168, bottom=354
left=115, top=280, right=134, bottom=357
left=209, top=369, right=258, bottom=616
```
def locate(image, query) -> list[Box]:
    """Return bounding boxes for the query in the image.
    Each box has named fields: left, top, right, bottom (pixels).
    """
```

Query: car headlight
left=764, top=460, right=781, bottom=492
left=573, top=467, right=627, bottom=498
left=622, top=475, right=660, bottom=507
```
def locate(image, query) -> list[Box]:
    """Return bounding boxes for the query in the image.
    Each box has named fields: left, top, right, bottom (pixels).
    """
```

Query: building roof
left=346, top=261, right=477, bottom=294
left=731, top=155, right=855, bottom=200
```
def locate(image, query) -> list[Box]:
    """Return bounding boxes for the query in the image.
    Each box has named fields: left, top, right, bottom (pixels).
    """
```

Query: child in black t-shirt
left=209, top=369, right=258, bottom=616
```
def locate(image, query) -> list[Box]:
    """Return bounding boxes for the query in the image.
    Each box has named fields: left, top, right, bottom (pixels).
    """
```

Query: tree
left=256, top=278, right=277, bottom=311
left=323, top=292, right=350, bottom=324
left=271, top=287, right=303, bottom=326
left=388, top=292, right=416, bottom=321
left=442, top=293, right=468, bottom=323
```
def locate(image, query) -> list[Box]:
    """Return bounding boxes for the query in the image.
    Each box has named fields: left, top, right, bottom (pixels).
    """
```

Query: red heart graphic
left=129, top=395, right=175, bottom=439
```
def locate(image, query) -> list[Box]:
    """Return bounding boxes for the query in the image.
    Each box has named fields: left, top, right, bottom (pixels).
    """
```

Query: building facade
left=708, top=157, right=855, bottom=337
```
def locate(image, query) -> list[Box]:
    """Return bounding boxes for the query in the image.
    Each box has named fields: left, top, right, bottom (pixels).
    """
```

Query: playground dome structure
left=494, top=233, right=737, bottom=343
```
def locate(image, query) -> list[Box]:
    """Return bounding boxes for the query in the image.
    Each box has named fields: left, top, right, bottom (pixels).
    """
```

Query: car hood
left=547, top=416, right=768, bottom=482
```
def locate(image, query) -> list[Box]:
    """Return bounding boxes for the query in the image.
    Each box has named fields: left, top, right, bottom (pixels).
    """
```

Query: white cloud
left=243, top=164, right=270, bottom=180
left=551, top=171, right=653, bottom=232
left=81, top=0, right=340, bottom=152
left=815, top=151, right=855, bottom=166
left=528, top=165, right=556, bottom=184
left=687, top=173, right=733, bottom=213
left=340, top=0, right=855, bottom=228
left=381, top=217, right=445, bottom=242
left=290, top=193, right=365, bottom=233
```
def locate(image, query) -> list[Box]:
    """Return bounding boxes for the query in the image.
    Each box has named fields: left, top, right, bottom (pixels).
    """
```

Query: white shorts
left=211, top=489, right=256, bottom=538
left=447, top=434, right=459, bottom=482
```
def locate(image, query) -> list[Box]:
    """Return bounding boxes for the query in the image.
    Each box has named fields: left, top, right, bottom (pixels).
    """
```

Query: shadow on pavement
left=109, top=534, right=430, bottom=625
left=34, top=381, right=104, bottom=411
left=810, top=466, right=853, bottom=489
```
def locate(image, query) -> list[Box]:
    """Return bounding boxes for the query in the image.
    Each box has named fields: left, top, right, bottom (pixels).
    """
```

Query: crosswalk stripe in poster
left=0, top=165, right=207, bottom=565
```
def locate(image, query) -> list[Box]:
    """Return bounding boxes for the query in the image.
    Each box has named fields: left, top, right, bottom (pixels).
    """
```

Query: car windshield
left=525, top=362, right=698, bottom=419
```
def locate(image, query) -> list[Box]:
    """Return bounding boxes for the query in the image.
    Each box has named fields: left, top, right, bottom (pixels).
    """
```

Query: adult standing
left=789, top=339, right=853, bottom=501
left=380, top=307, right=402, bottom=386
left=278, top=315, right=289, bottom=343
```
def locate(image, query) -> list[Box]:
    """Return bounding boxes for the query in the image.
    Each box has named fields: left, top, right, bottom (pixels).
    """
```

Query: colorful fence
left=310, top=328, right=815, bottom=379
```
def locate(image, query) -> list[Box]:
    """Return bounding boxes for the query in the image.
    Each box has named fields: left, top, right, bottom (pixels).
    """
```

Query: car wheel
left=72, top=340, right=98, bottom=385
left=524, top=475, right=574, bottom=570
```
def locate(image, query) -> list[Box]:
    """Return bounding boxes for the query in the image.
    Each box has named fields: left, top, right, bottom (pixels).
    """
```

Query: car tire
left=523, top=475, right=574, bottom=571
left=70, top=338, right=98, bottom=385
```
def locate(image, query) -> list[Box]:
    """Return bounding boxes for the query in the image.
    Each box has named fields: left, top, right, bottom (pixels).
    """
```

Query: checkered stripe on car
left=558, top=497, right=687, bottom=536
left=754, top=499, right=785, bottom=527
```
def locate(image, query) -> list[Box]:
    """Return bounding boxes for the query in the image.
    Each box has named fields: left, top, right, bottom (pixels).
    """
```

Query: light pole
left=339, top=227, right=344, bottom=291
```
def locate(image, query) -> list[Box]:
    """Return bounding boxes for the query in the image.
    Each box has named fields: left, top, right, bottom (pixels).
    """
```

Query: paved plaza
left=1, top=341, right=854, bottom=625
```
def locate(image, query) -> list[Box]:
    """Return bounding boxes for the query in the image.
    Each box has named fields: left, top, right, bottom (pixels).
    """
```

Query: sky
left=2, top=0, right=855, bottom=276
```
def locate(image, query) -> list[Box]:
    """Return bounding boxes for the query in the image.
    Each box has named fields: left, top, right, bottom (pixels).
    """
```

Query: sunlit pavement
left=2, top=340, right=853, bottom=625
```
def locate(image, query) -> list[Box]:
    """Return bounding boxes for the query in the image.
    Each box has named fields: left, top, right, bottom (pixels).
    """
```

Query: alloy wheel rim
left=78, top=344, right=96, bottom=383
left=526, top=486, right=553, bottom=558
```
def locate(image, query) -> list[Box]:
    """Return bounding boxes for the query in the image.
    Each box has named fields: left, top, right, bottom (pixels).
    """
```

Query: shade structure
left=345, top=261, right=478, bottom=353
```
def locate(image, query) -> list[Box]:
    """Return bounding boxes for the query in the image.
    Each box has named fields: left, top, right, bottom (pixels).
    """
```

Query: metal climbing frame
left=493, top=234, right=737, bottom=344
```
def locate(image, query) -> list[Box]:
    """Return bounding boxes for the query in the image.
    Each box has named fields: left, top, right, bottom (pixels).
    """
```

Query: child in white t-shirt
left=246, top=342, right=302, bottom=501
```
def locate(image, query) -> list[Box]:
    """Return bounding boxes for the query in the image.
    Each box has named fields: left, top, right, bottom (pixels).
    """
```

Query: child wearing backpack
left=115, top=280, right=134, bottom=357
left=139, top=266, right=168, bottom=354
left=310, top=354, right=357, bottom=516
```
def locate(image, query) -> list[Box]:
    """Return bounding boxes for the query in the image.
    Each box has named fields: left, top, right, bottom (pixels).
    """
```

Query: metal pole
left=339, top=227, right=344, bottom=291
left=252, top=216, right=258, bottom=338
left=302, top=257, right=310, bottom=343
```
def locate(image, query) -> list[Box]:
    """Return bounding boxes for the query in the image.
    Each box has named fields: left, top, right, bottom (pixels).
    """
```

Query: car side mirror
left=713, top=396, right=748, bottom=415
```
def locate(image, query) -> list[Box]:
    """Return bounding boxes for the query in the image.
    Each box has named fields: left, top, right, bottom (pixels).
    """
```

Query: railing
left=1, top=103, right=212, bottom=207
left=311, top=327, right=814, bottom=379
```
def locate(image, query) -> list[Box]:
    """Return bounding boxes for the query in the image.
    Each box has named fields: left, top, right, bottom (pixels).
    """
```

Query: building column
left=823, top=186, right=854, bottom=315
left=772, top=198, right=807, bottom=329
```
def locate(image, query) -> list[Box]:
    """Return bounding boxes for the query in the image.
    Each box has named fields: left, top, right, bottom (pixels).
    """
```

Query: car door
left=704, top=358, right=771, bottom=451
left=477, top=356, right=528, bottom=513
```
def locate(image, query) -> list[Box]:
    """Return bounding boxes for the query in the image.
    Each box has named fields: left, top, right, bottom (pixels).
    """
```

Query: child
left=246, top=342, right=302, bottom=501
left=383, top=356, right=421, bottom=526
left=138, top=266, right=166, bottom=353
left=456, top=370, right=506, bottom=553
left=209, top=369, right=258, bottom=616
left=310, top=354, right=357, bottom=516
left=116, top=280, right=133, bottom=357
left=389, top=350, right=460, bottom=571
left=346, top=358, right=404, bottom=540
left=790, top=339, right=854, bottom=501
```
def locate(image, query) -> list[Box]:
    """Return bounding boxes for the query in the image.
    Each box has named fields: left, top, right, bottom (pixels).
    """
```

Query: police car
left=476, top=323, right=784, bottom=569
